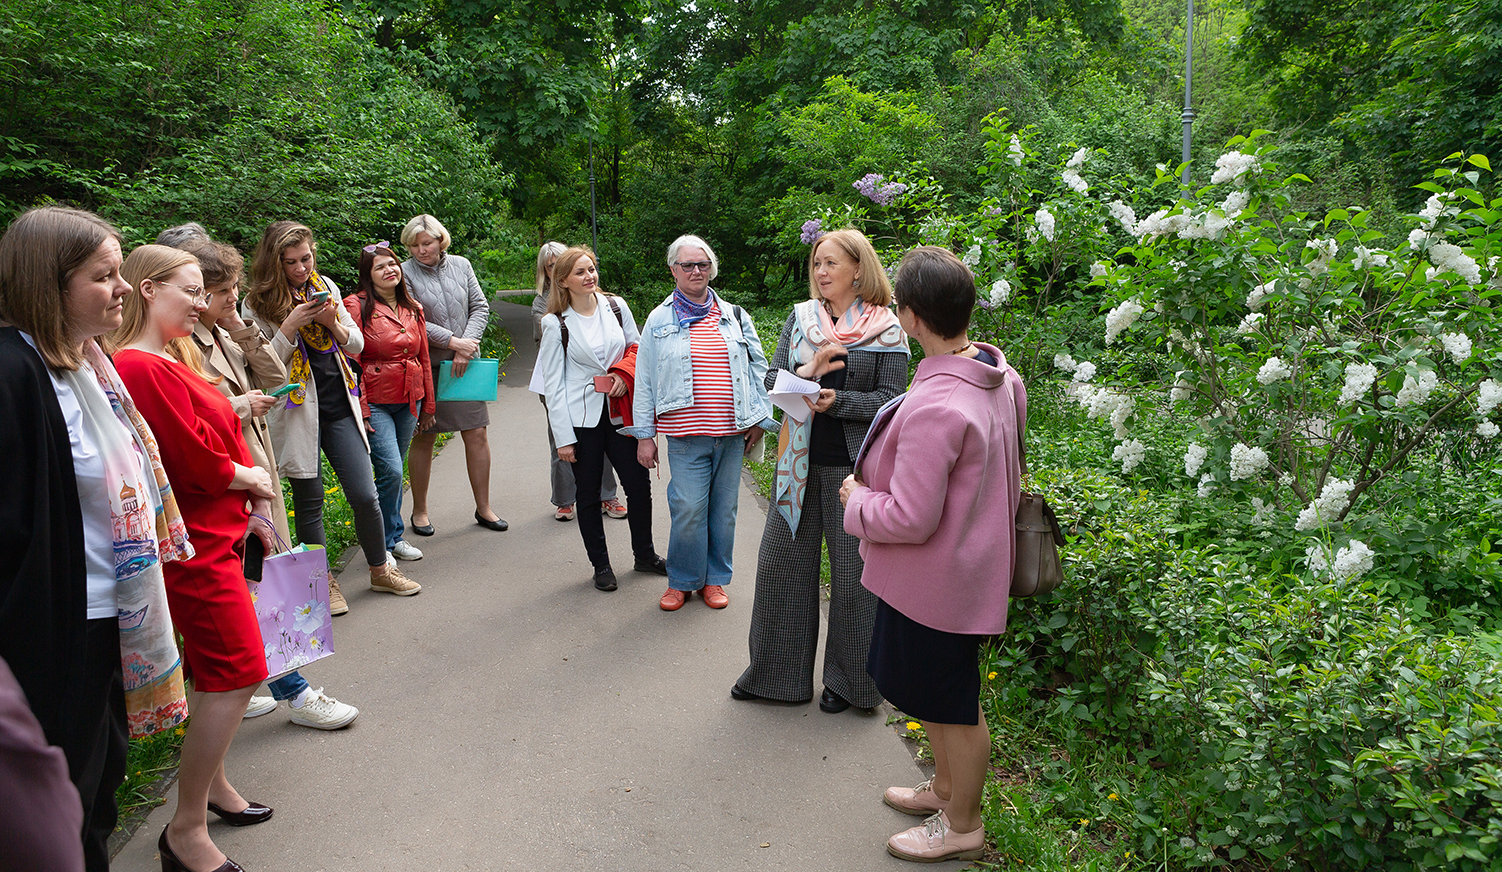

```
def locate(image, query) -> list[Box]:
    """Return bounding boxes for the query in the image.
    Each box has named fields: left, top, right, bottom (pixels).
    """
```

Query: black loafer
left=633, top=554, right=668, bottom=575
left=410, top=516, right=435, bottom=537
left=207, top=800, right=274, bottom=826
left=819, top=688, right=851, bottom=713
left=475, top=511, right=508, bottom=531
left=730, top=683, right=762, bottom=701
left=593, top=568, right=618, bottom=592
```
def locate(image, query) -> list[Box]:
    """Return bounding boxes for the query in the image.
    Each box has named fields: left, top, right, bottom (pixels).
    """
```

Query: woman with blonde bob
left=733, top=228, right=908, bottom=712
left=537, top=246, right=663, bottom=591
left=244, top=221, right=418, bottom=610
left=0, top=207, right=190, bottom=871
left=111, top=243, right=280, bottom=872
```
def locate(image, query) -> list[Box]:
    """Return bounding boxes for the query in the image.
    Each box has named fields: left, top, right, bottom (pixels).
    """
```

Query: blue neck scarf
left=670, top=288, right=715, bottom=328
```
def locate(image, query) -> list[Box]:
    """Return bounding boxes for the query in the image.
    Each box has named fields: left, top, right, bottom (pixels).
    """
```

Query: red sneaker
left=660, top=589, right=688, bottom=611
left=702, top=585, right=728, bottom=609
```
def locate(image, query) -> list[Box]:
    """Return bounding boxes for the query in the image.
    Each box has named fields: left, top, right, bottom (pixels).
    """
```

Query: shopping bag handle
left=251, top=513, right=293, bottom=555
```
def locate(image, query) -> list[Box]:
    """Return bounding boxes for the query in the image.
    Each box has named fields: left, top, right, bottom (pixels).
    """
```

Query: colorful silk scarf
left=284, top=270, right=359, bottom=408
left=773, top=298, right=907, bottom=531
left=79, top=341, right=191, bottom=737
left=670, top=288, right=715, bottom=328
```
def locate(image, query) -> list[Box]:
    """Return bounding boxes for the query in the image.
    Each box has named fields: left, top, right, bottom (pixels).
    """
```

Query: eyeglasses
left=363, top=240, right=392, bottom=253
left=155, top=280, right=209, bottom=304
left=674, top=261, right=712, bottom=273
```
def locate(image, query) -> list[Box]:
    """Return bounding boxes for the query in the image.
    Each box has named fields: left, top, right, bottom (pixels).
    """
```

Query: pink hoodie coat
left=842, top=342, right=1026, bottom=635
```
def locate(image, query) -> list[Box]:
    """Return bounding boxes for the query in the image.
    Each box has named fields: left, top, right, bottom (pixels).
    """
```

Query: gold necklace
left=943, top=342, right=974, bottom=356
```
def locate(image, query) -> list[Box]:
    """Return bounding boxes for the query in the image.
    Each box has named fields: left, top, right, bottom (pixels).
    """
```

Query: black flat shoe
left=207, top=800, right=274, bottom=826
left=593, top=567, right=618, bottom=592
left=474, top=511, right=508, bottom=531
left=410, top=516, right=435, bottom=537
left=819, top=688, right=852, bottom=713
left=159, top=827, right=247, bottom=872
left=730, top=683, right=762, bottom=701
left=632, top=554, right=668, bottom=576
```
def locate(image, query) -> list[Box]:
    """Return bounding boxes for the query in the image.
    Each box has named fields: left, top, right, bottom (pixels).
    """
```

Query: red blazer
left=344, top=294, right=436, bottom=419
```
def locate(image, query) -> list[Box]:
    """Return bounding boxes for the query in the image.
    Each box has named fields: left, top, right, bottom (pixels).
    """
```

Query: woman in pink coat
left=840, top=246, right=1026, bottom=863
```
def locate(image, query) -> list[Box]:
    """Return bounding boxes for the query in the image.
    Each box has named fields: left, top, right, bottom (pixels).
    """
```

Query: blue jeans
left=665, top=434, right=744, bottom=591
left=368, top=403, right=418, bottom=550
left=267, top=671, right=308, bottom=701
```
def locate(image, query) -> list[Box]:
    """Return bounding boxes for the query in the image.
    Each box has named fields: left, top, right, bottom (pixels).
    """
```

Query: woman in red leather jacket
left=343, top=242, right=436, bottom=562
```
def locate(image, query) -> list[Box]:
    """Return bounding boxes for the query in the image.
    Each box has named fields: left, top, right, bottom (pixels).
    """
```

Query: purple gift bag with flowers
left=248, top=543, right=335, bottom=679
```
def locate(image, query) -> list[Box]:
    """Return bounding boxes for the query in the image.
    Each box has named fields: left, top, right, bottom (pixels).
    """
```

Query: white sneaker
left=243, top=695, right=277, bottom=719
left=391, top=540, right=423, bottom=561
left=287, top=687, right=359, bottom=730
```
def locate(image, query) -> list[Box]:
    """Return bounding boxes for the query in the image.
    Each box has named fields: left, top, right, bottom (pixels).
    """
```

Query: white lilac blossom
left=1352, top=246, right=1390, bottom=270
left=1008, top=135, right=1024, bottom=167
left=962, top=244, right=982, bottom=267
left=1089, top=261, right=1109, bottom=279
left=1108, top=396, right=1134, bottom=439
left=1250, top=497, right=1275, bottom=527
left=1246, top=282, right=1274, bottom=310
left=1477, top=379, right=1502, bottom=415
left=1072, top=361, right=1097, bottom=383
left=988, top=278, right=1011, bottom=307
left=1170, top=374, right=1192, bottom=404
left=1428, top=242, right=1483, bottom=284
left=1237, top=313, right=1265, bottom=335
left=852, top=173, right=908, bottom=206
left=1439, top=333, right=1472, bottom=364
left=1395, top=370, right=1439, bottom=408
left=1419, top=193, right=1458, bottom=229
left=1331, top=540, right=1375, bottom=580
left=1258, top=356, right=1293, bottom=385
left=1229, top=443, right=1271, bottom=481
left=1034, top=207, right=1056, bottom=242
left=1295, top=477, right=1355, bottom=531
left=1218, top=189, right=1251, bottom=217
left=800, top=219, right=825, bottom=245
left=1305, top=542, right=1330, bottom=573
left=1113, top=439, right=1146, bottom=474
left=1135, top=209, right=1190, bottom=241
left=1338, top=362, right=1379, bottom=406
left=1480, top=421, right=1500, bottom=439
left=1062, top=168, right=1089, bottom=194
left=1305, top=238, right=1338, bottom=278
left=1211, top=150, right=1259, bottom=186
left=1104, top=298, right=1145, bottom=345
left=1197, top=473, right=1217, bottom=498
left=1054, top=353, right=1079, bottom=373
left=1066, top=146, right=1090, bottom=169
left=1408, top=227, right=1439, bottom=250
left=1107, top=201, right=1137, bottom=235
left=1184, top=443, right=1208, bottom=478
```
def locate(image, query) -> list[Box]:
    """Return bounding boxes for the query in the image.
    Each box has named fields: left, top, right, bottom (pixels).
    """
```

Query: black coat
left=0, top=326, right=90, bottom=744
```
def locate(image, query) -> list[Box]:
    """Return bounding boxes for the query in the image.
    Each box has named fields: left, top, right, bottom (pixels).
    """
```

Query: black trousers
left=56, top=618, right=129, bottom=872
left=571, top=408, right=655, bottom=571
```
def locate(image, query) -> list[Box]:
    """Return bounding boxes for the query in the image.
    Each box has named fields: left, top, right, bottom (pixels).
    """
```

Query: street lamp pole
left=1181, top=0, right=1196, bottom=186
left=588, top=133, right=600, bottom=255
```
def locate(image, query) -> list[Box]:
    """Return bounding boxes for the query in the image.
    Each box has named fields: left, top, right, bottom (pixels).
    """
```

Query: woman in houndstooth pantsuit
left=733, top=229, right=908, bottom=712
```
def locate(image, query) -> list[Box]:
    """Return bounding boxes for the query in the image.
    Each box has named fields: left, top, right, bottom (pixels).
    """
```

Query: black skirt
left=866, top=598, right=984, bottom=725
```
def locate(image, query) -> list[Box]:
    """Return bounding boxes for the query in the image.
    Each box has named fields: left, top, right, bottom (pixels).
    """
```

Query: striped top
left=656, top=301, right=740, bottom=437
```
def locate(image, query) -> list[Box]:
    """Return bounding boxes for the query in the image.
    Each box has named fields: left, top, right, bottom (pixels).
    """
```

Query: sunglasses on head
left=363, top=240, right=392, bottom=253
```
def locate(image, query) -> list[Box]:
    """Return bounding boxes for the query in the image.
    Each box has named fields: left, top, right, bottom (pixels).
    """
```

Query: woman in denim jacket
left=626, top=235, right=777, bottom=612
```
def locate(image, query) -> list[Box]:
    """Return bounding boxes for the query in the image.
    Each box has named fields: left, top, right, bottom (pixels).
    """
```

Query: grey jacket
left=402, top=254, right=488, bottom=350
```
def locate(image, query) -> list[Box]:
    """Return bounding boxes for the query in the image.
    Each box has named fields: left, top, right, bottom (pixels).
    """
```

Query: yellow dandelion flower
left=905, top=721, right=921, bottom=731
left=987, top=671, right=997, bottom=680
left=343, top=521, right=350, bottom=525
left=174, top=727, right=185, bottom=736
left=1080, top=818, right=1090, bottom=826
left=1108, top=792, right=1118, bottom=800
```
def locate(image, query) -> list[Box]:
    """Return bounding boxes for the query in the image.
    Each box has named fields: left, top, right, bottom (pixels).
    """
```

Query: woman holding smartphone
left=537, top=246, right=664, bottom=591
left=244, top=221, right=419, bottom=613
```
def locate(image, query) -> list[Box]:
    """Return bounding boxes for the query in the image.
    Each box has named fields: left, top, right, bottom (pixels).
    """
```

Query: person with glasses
left=343, top=241, right=436, bottom=566
left=162, top=229, right=358, bottom=730
left=400, top=214, right=508, bottom=534
left=626, top=235, right=777, bottom=611
left=244, top=221, right=420, bottom=612
left=732, top=228, right=908, bottom=713
left=109, top=244, right=279, bottom=872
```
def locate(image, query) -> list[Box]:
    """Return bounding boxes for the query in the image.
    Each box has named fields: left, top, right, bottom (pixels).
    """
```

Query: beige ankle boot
left=328, top=576, right=349, bottom=616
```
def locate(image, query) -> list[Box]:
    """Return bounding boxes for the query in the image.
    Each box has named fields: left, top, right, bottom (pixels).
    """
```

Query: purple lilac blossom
left=800, top=219, right=825, bottom=245
left=853, top=173, right=909, bottom=207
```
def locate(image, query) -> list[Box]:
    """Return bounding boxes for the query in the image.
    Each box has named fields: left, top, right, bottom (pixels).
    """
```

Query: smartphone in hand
left=243, top=534, right=265, bottom=582
left=593, top=375, right=614, bottom=393
left=270, top=382, right=302, bottom=398
left=310, top=290, right=331, bottom=304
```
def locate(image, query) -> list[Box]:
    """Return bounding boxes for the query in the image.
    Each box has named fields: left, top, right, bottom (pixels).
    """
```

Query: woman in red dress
left=110, top=244, right=276, bottom=872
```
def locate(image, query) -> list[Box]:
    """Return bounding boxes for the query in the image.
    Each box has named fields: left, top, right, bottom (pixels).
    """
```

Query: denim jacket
left=625, top=291, right=777, bottom=439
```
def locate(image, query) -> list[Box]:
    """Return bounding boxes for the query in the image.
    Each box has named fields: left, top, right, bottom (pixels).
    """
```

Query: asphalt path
left=112, top=294, right=965, bottom=871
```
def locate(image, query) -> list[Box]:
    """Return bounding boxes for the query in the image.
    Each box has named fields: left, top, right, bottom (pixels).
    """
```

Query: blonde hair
left=401, top=214, right=451, bottom=251
left=0, top=207, right=121, bottom=371
left=808, top=229, right=892, bottom=307
left=110, top=245, right=221, bottom=384
left=546, top=247, right=598, bottom=316
left=535, top=241, right=566, bottom=294
left=247, top=221, right=316, bottom=325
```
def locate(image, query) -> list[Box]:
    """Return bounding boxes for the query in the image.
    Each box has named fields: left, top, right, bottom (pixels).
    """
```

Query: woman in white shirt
left=537, top=247, right=664, bottom=592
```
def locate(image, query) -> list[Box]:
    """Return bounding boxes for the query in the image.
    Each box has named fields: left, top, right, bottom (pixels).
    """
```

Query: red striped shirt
left=657, top=301, right=740, bottom=437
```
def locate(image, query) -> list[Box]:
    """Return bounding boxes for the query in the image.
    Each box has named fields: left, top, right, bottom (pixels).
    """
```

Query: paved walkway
left=113, top=297, right=964, bottom=871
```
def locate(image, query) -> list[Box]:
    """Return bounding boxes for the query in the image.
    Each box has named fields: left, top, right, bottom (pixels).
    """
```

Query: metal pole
left=588, top=134, right=600, bottom=255
left=1181, top=0, right=1195, bottom=186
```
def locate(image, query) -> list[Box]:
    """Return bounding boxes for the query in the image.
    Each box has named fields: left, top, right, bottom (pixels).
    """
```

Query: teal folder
left=435, top=358, right=500, bottom=402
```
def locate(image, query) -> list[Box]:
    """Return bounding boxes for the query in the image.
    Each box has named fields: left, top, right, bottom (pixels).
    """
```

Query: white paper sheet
left=769, top=369, right=822, bottom=423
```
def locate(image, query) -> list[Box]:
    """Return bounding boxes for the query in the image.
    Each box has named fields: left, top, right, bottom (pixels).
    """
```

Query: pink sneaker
left=601, top=498, right=627, bottom=519
left=887, top=812, right=984, bottom=863
left=883, top=778, right=949, bottom=816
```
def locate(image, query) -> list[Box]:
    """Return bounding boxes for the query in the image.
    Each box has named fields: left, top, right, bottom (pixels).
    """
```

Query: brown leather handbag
left=1011, top=444, right=1066, bottom=597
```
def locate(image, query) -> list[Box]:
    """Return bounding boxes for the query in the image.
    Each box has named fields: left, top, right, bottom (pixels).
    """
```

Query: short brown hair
left=893, top=246, right=974, bottom=340
left=109, top=245, right=221, bottom=384
left=808, top=229, right=892, bottom=307
left=546, top=247, right=599, bottom=316
left=176, top=239, right=244, bottom=290
left=0, top=206, right=121, bottom=370
left=246, top=221, right=315, bottom=325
